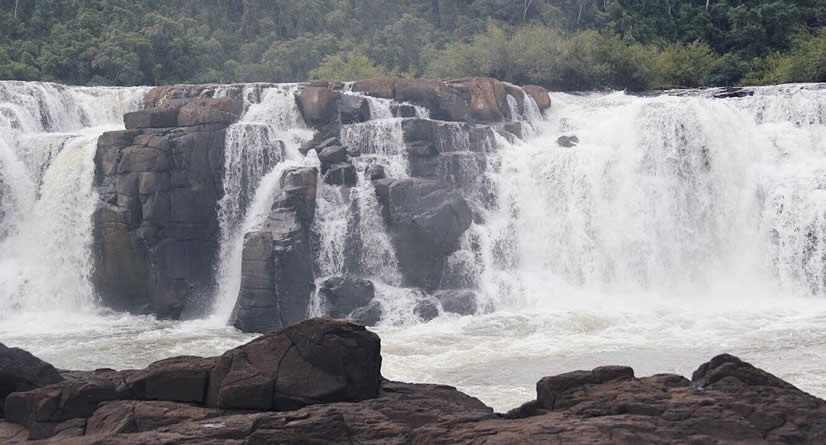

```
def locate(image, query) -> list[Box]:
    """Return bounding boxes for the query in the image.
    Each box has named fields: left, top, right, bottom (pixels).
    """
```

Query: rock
left=691, top=353, right=795, bottom=390
left=232, top=209, right=315, bottom=334
left=318, top=276, right=376, bottom=318
left=0, top=420, right=28, bottom=442
left=275, top=166, right=318, bottom=229
left=318, top=145, right=348, bottom=166
left=143, top=85, right=242, bottom=110
left=208, top=318, right=382, bottom=411
left=350, top=300, right=383, bottom=326
left=394, top=78, right=469, bottom=122
left=299, top=135, right=339, bottom=156
left=123, top=356, right=215, bottom=403
left=340, top=95, right=371, bottom=124
left=365, top=163, right=386, bottom=181
left=352, top=77, right=398, bottom=99
left=177, top=97, right=240, bottom=126
left=324, top=163, right=357, bottom=186
left=296, top=87, right=340, bottom=126
left=85, top=400, right=220, bottom=435
left=391, top=103, right=418, bottom=118
left=433, top=289, right=477, bottom=315
left=374, top=178, right=472, bottom=288
left=448, top=77, right=510, bottom=122
left=123, top=110, right=179, bottom=129
left=0, top=343, right=63, bottom=417
left=522, top=85, right=551, bottom=110
left=557, top=135, right=579, bottom=147
left=93, top=125, right=227, bottom=319
left=413, top=300, right=439, bottom=322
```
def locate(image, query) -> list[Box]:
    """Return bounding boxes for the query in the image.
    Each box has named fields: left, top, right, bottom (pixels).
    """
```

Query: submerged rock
left=557, top=135, right=579, bottom=148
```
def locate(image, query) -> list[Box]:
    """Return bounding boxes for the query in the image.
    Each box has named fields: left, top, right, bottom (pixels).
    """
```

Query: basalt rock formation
left=1, top=319, right=825, bottom=444
left=89, top=77, right=551, bottom=331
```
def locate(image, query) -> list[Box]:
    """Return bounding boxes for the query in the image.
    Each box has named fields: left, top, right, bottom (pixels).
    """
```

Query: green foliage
left=310, top=49, right=397, bottom=81
left=0, top=0, right=823, bottom=89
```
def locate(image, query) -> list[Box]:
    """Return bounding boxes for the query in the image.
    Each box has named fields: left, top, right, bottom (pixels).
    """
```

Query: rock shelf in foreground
left=1, top=318, right=825, bottom=444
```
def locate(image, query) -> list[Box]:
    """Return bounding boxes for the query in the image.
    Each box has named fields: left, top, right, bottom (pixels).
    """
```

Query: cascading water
left=0, top=82, right=146, bottom=313
left=211, top=85, right=315, bottom=322
left=4, top=81, right=826, bottom=413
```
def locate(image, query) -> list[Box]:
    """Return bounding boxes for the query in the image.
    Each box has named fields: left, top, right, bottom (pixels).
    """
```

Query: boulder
left=374, top=178, right=472, bottom=288
left=143, top=85, right=243, bottom=110
left=350, top=301, right=383, bottom=326
left=448, top=77, right=509, bottom=122
left=352, top=77, right=398, bottom=99
left=0, top=343, right=63, bottom=417
left=318, top=145, right=348, bottom=166
left=557, top=135, right=579, bottom=148
left=296, top=87, right=340, bottom=126
left=433, top=289, right=477, bottom=315
left=123, top=110, right=178, bottom=129
left=177, top=97, right=240, bottom=127
left=339, top=95, right=371, bottom=124
left=522, top=85, right=551, bottom=110
left=123, top=356, right=215, bottom=403
left=413, top=300, right=439, bottom=322
left=299, top=135, right=339, bottom=156
left=208, top=318, right=382, bottom=411
left=317, top=276, right=376, bottom=318
left=394, top=78, right=469, bottom=122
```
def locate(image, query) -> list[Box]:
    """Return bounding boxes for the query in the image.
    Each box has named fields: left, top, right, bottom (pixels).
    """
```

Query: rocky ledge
left=2, top=319, right=825, bottom=444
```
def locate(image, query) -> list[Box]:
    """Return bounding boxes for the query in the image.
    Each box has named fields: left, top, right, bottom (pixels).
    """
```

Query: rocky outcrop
left=232, top=167, right=318, bottom=333
left=374, top=178, right=472, bottom=288
left=3, top=330, right=825, bottom=444
left=92, top=91, right=240, bottom=318
left=317, top=276, right=376, bottom=319
left=0, top=343, right=63, bottom=417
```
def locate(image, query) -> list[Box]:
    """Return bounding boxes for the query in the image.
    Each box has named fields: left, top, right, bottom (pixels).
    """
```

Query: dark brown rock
left=208, top=318, right=382, bottom=411
left=448, top=77, right=509, bottom=122
left=522, top=84, right=551, bottom=110
left=0, top=343, right=63, bottom=417
left=85, top=400, right=220, bottom=435
left=177, top=97, right=240, bottom=127
left=295, top=87, right=340, bottom=126
left=124, top=356, right=215, bottom=403
left=352, top=77, right=398, bottom=99
left=123, top=110, right=179, bottom=129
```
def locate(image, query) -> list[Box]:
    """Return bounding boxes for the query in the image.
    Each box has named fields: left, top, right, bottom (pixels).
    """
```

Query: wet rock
left=522, top=85, right=551, bottom=110
left=433, top=289, right=477, bottom=315
left=93, top=125, right=227, bottom=319
left=123, top=109, right=178, bottom=129
left=448, top=77, right=509, bottom=122
left=557, top=135, right=579, bottom=147
left=352, top=77, right=398, bottom=99
left=394, top=78, right=469, bottom=122
left=208, top=318, right=382, bottom=411
left=318, top=276, right=376, bottom=318
left=413, top=300, right=439, bottom=322
left=391, top=103, right=418, bottom=118
left=318, top=145, right=348, bottom=166
left=339, top=95, right=371, bottom=124
left=324, top=163, right=357, bottom=186
left=374, top=178, right=472, bottom=288
left=296, top=86, right=340, bottom=126
left=177, top=97, right=241, bottom=127
left=299, top=135, right=339, bottom=156
left=350, top=300, right=383, bottom=326
left=0, top=343, right=63, bottom=417
left=365, top=163, right=386, bottom=181
left=143, top=85, right=242, bottom=110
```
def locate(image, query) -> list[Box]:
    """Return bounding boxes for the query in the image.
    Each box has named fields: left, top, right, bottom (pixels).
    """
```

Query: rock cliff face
left=2, top=319, right=825, bottom=444
left=92, top=87, right=242, bottom=318
left=90, top=77, right=551, bottom=330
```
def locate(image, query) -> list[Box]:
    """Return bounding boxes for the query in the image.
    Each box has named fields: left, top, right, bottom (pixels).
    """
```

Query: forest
left=0, top=0, right=824, bottom=90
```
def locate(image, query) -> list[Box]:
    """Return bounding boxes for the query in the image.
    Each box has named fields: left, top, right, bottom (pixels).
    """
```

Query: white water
left=211, top=85, right=315, bottom=322
left=3, top=83, right=826, bottom=414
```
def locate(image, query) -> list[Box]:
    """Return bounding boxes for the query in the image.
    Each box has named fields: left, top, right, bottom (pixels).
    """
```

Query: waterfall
left=0, top=82, right=146, bottom=314
left=211, top=85, right=315, bottom=322
left=457, top=85, right=826, bottom=310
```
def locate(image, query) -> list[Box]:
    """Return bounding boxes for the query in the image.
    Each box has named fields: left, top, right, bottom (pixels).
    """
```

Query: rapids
left=2, top=81, right=826, bottom=412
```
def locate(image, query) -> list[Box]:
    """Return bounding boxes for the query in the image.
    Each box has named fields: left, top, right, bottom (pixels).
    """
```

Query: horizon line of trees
left=0, top=0, right=824, bottom=90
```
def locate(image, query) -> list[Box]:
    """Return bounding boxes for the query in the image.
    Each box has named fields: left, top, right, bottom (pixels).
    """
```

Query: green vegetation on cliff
left=0, top=0, right=824, bottom=89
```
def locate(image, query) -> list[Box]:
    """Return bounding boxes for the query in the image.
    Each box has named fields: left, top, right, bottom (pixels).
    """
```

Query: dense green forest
left=1, top=0, right=825, bottom=90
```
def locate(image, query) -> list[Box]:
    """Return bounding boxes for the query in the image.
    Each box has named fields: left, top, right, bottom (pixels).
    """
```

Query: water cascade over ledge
left=3, top=80, right=826, bottom=411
